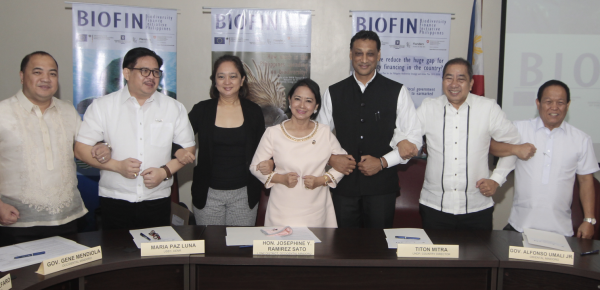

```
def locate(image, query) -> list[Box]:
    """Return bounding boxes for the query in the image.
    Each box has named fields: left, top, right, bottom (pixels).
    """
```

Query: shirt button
left=361, top=103, right=365, bottom=107
left=140, top=138, right=142, bottom=140
left=140, top=122, right=142, bottom=125
left=455, top=158, right=457, bottom=160
left=360, top=119, right=364, bottom=123
left=455, top=174, right=457, bottom=176
left=360, top=136, right=364, bottom=139
left=455, top=126, right=458, bottom=129
left=454, top=189, right=457, bottom=191
left=455, top=142, right=457, bottom=144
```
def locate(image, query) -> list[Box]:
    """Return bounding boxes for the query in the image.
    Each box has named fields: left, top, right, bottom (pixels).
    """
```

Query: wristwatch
left=583, top=218, right=597, bottom=225
left=161, top=165, right=172, bottom=181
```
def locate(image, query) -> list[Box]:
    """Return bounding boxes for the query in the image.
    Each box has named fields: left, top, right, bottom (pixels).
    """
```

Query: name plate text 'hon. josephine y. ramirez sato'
left=253, top=240, right=315, bottom=255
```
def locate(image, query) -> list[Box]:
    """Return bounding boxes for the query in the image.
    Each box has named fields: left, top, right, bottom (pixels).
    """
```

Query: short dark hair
left=286, top=78, right=322, bottom=120
left=20, top=51, right=58, bottom=72
left=122, top=47, right=163, bottom=69
left=209, top=55, right=249, bottom=99
left=442, top=58, right=473, bottom=81
left=350, top=30, right=381, bottom=51
left=537, top=80, right=570, bottom=103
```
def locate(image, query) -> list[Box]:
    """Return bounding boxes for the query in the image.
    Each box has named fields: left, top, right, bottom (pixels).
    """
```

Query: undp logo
left=214, top=37, right=225, bottom=44
left=395, top=40, right=400, bottom=45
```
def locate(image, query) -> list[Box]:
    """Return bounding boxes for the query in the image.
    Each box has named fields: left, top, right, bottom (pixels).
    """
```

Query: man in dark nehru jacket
left=316, top=30, right=422, bottom=228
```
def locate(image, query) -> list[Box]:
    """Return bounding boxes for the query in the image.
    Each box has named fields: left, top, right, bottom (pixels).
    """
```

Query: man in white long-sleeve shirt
left=416, top=58, right=520, bottom=230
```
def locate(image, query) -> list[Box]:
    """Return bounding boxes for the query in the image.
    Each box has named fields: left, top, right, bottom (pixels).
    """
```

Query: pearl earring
left=313, top=110, right=317, bottom=114
left=289, top=105, right=291, bottom=109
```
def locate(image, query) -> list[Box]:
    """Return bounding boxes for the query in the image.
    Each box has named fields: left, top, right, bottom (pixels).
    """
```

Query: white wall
left=5, top=0, right=571, bottom=230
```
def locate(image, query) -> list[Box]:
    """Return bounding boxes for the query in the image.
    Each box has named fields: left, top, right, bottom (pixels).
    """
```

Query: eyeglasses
left=130, top=67, right=162, bottom=78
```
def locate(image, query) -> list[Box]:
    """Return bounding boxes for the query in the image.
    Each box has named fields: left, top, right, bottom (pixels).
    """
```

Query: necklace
left=280, top=120, right=318, bottom=142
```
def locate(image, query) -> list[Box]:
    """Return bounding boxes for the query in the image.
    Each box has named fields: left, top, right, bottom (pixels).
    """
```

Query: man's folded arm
left=74, top=141, right=120, bottom=172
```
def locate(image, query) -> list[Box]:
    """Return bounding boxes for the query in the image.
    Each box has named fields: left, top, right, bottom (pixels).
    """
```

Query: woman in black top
left=176, top=55, right=265, bottom=225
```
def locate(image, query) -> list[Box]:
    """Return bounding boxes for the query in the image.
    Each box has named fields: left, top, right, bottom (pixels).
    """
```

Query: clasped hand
left=515, top=143, right=536, bottom=160
left=397, top=139, right=418, bottom=160
left=175, top=148, right=196, bottom=165
left=476, top=179, right=499, bottom=197
left=329, top=154, right=356, bottom=175
left=358, top=155, right=383, bottom=176
left=256, top=159, right=274, bottom=175
left=279, top=172, right=299, bottom=188
left=303, top=175, right=326, bottom=190
left=91, top=142, right=111, bottom=164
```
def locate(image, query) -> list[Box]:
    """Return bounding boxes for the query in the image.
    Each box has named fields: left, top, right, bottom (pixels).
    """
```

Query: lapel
left=206, top=98, right=218, bottom=164
left=240, top=99, right=255, bottom=161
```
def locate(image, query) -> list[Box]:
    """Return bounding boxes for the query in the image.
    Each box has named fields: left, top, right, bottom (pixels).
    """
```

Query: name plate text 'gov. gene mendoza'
left=36, top=246, right=102, bottom=275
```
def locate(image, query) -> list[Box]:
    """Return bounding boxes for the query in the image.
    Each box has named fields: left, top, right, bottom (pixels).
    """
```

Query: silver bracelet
left=379, top=157, right=384, bottom=170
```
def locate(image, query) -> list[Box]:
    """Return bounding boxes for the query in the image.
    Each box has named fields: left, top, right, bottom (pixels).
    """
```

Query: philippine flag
left=468, top=0, right=484, bottom=96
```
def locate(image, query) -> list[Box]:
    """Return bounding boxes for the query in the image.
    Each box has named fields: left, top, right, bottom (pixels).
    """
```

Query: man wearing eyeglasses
left=75, top=47, right=196, bottom=230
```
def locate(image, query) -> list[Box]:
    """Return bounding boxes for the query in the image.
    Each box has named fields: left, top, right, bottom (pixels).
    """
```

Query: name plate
left=253, top=240, right=314, bottom=255
left=141, top=240, right=205, bottom=256
left=397, top=244, right=459, bottom=258
left=36, top=246, right=102, bottom=275
left=0, top=274, right=11, bottom=290
left=508, top=246, right=574, bottom=265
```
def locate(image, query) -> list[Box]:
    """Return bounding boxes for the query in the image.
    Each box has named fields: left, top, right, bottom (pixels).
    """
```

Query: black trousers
left=331, top=192, right=396, bottom=228
left=0, top=219, right=78, bottom=247
left=100, top=196, right=170, bottom=230
left=420, top=204, right=494, bottom=230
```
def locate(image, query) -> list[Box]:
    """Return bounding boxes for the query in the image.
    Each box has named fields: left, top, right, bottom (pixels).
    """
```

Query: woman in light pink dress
left=250, top=79, right=346, bottom=227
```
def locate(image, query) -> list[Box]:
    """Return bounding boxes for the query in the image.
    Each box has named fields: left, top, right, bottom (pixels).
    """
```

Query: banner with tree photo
left=211, top=8, right=311, bottom=126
